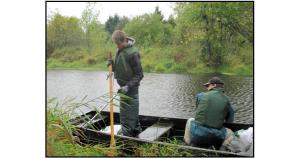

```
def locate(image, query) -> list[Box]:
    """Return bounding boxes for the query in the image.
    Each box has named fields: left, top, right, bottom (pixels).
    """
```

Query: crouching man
left=184, top=77, right=234, bottom=149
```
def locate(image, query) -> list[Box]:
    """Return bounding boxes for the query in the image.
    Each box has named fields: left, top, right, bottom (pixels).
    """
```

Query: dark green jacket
left=113, top=44, right=143, bottom=95
left=195, top=88, right=232, bottom=129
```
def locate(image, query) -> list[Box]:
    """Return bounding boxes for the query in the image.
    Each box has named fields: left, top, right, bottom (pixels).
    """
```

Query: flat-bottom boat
left=70, top=110, right=253, bottom=157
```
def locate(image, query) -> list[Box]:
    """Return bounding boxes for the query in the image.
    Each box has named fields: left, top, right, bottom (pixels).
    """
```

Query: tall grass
left=47, top=96, right=199, bottom=156
left=134, top=138, right=193, bottom=156
left=47, top=96, right=111, bottom=156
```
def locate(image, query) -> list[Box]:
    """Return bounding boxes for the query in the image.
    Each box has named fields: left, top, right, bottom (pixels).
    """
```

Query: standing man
left=184, top=77, right=234, bottom=149
left=107, top=30, right=143, bottom=137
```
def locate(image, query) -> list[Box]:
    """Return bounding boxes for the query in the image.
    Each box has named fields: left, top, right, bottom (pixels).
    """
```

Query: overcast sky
left=47, top=2, right=176, bottom=24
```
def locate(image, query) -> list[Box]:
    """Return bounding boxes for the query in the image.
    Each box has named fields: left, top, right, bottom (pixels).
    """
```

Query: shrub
left=84, top=55, right=97, bottom=65
left=233, top=64, right=253, bottom=76
left=190, top=63, right=208, bottom=74
left=170, top=64, right=187, bottom=73
left=163, top=60, right=173, bottom=69
left=154, top=64, right=167, bottom=72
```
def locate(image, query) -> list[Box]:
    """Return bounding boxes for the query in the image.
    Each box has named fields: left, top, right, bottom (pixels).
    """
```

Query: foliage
left=84, top=54, right=97, bottom=65
left=47, top=104, right=110, bottom=156
left=81, top=2, right=109, bottom=53
left=47, top=2, right=253, bottom=76
left=105, top=14, right=129, bottom=34
left=47, top=12, right=84, bottom=57
left=174, top=2, right=253, bottom=69
left=135, top=142, right=193, bottom=156
left=154, top=6, right=164, bottom=21
left=124, top=13, right=173, bottom=47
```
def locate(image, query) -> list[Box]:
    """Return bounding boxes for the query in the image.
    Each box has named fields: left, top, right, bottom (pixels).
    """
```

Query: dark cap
left=203, top=77, right=224, bottom=87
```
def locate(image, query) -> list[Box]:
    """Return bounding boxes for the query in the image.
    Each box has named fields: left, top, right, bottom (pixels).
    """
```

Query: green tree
left=81, top=2, right=101, bottom=53
left=88, top=21, right=109, bottom=51
left=117, top=16, right=129, bottom=31
left=105, top=14, right=119, bottom=34
left=47, top=12, right=83, bottom=57
left=124, top=13, right=173, bottom=47
left=154, top=6, right=164, bottom=21
left=105, top=14, right=129, bottom=34
left=174, top=2, right=253, bottom=69
left=167, top=15, right=176, bottom=28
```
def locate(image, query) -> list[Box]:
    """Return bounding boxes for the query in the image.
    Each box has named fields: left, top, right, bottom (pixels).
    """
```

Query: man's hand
left=117, top=85, right=129, bottom=94
left=107, top=59, right=113, bottom=67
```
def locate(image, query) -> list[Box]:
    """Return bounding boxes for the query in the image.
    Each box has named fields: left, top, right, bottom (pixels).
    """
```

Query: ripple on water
left=47, top=71, right=253, bottom=124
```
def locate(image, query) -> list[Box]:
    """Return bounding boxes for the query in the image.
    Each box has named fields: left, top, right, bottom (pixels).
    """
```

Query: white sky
left=47, top=2, right=176, bottom=23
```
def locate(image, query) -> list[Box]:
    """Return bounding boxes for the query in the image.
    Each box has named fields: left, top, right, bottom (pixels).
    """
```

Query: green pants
left=120, top=93, right=142, bottom=136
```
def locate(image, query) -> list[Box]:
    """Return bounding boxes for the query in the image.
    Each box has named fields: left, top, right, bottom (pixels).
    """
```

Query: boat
left=69, top=110, right=253, bottom=157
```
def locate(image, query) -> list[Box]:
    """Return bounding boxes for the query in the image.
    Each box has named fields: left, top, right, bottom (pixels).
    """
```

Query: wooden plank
left=138, top=122, right=173, bottom=141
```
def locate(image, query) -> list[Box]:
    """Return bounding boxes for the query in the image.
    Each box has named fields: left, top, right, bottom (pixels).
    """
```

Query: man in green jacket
left=184, top=77, right=234, bottom=149
left=108, top=30, right=143, bottom=137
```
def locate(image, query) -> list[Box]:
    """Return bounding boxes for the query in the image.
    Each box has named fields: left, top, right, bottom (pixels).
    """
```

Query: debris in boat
left=220, top=127, right=253, bottom=156
left=101, top=125, right=122, bottom=135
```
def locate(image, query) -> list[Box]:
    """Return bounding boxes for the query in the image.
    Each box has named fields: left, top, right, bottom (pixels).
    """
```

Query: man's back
left=195, top=88, right=230, bottom=129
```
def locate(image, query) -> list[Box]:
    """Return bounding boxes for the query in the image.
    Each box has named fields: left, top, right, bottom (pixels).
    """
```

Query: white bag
left=239, top=127, right=253, bottom=146
left=221, top=127, right=253, bottom=155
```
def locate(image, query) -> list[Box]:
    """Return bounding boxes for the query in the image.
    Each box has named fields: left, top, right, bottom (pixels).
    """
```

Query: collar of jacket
left=209, top=87, right=224, bottom=93
left=117, top=44, right=133, bottom=53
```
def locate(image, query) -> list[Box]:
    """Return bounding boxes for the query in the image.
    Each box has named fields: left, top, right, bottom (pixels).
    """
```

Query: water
left=47, top=70, right=253, bottom=124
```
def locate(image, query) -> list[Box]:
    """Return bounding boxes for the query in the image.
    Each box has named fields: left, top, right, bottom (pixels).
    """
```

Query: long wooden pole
left=108, top=52, right=116, bottom=156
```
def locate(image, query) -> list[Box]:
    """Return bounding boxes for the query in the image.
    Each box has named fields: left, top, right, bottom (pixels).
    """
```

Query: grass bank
left=47, top=46, right=253, bottom=76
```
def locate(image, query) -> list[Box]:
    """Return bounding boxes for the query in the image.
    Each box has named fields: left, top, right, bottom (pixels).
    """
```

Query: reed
left=47, top=96, right=201, bottom=156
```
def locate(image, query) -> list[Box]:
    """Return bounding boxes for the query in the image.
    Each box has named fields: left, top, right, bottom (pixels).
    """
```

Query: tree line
left=47, top=2, right=253, bottom=75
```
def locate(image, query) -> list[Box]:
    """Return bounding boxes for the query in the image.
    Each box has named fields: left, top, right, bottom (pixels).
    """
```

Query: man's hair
left=112, top=30, right=127, bottom=44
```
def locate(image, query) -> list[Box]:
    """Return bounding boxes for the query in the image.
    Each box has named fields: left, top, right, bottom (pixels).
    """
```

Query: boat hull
left=70, top=110, right=253, bottom=156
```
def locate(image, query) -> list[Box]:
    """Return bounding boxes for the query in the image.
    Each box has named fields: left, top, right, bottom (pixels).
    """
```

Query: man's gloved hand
left=107, top=59, right=113, bottom=67
left=117, top=85, right=129, bottom=94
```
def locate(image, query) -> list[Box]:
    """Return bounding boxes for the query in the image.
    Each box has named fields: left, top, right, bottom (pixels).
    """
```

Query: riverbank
left=47, top=58, right=253, bottom=76
left=47, top=44, right=253, bottom=76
